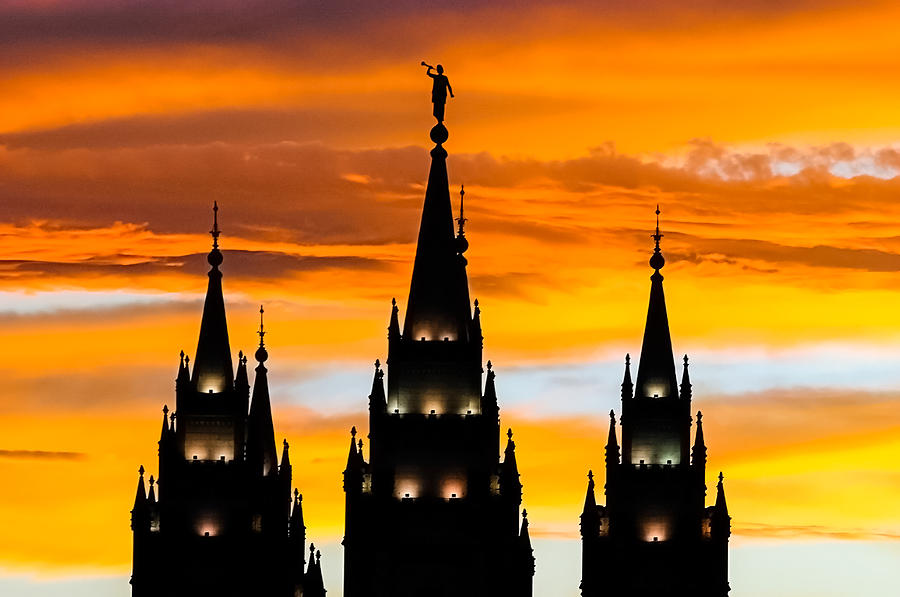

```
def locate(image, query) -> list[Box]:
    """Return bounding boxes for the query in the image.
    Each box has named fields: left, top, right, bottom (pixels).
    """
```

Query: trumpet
left=421, top=61, right=435, bottom=69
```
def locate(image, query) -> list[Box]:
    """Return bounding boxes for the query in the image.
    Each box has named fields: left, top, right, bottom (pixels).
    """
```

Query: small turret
left=500, top=428, right=522, bottom=510
left=715, top=471, right=729, bottom=517
left=472, top=298, right=483, bottom=346
left=481, top=360, right=499, bottom=422
left=281, top=439, right=292, bottom=476
left=692, top=411, right=707, bottom=469
left=369, top=360, right=386, bottom=413
left=176, top=351, right=189, bottom=388
left=605, top=410, right=620, bottom=468
left=159, top=405, right=169, bottom=440
left=305, top=544, right=326, bottom=597
left=148, top=475, right=157, bottom=504
left=519, top=508, right=535, bottom=583
left=346, top=426, right=359, bottom=469
left=131, top=465, right=148, bottom=531
left=388, top=298, right=400, bottom=341
left=235, top=350, right=249, bottom=392
left=580, top=470, right=598, bottom=538
left=680, top=354, right=692, bottom=401
left=621, top=354, right=633, bottom=400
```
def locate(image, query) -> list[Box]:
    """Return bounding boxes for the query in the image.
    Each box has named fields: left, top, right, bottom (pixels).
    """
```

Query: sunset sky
left=2, top=1, right=900, bottom=595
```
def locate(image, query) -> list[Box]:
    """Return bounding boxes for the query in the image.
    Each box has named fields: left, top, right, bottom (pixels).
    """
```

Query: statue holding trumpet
left=422, top=62, right=454, bottom=123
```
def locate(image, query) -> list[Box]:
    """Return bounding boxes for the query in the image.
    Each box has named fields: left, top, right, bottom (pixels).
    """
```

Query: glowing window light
left=395, top=478, right=420, bottom=500
left=442, top=477, right=466, bottom=500
left=642, top=519, right=670, bottom=542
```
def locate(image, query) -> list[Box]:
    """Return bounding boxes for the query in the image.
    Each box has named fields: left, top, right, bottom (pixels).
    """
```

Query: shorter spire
left=605, top=410, right=620, bottom=466
left=369, top=359, right=386, bottom=412
left=582, top=470, right=597, bottom=513
left=235, top=350, right=248, bottom=385
left=160, top=404, right=169, bottom=439
left=680, top=354, right=692, bottom=400
left=621, top=354, right=633, bottom=400
left=133, top=465, right=147, bottom=509
left=148, top=475, right=156, bottom=504
left=345, top=426, right=359, bottom=469
left=716, top=471, right=728, bottom=514
left=692, top=411, right=707, bottom=468
left=388, top=297, right=401, bottom=340
left=281, top=438, right=291, bottom=471
left=501, top=428, right=522, bottom=500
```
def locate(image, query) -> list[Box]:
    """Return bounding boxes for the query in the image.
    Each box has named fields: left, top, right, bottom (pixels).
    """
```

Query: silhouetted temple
left=130, top=205, right=325, bottom=597
left=342, top=121, right=535, bottom=594
left=580, top=210, right=731, bottom=597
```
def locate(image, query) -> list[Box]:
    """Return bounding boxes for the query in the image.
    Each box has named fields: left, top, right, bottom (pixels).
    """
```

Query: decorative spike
left=605, top=410, right=620, bottom=467
left=160, top=405, right=169, bottom=438
left=148, top=475, right=156, bottom=503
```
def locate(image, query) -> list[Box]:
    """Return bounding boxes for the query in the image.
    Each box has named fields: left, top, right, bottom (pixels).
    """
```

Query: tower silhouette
left=580, top=208, right=731, bottom=597
left=341, top=118, right=535, bottom=594
left=130, top=205, right=325, bottom=597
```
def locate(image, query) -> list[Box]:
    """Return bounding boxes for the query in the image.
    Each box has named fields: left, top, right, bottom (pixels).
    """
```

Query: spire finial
left=487, top=360, right=492, bottom=372
left=374, top=358, right=381, bottom=371
left=457, top=185, right=466, bottom=236
left=138, top=465, right=145, bottom=476
left=697, top=410, right=703, bottom=422
left=609, top=409, right=615, bottom=420
left=351, top=426, right=357, bottom=438
left=587, top=469, right=593, bottom=481
left=507, top=428, right=513, bottom=440
left=719, top=471, right=724, bottom=483
left=522, top=508, right=528, bottom=519
left=650, top=204, right=665, bottom=271
left=254, top=305, right=268, bottom=364
left=456, top=185, right=469, bottom=254
left=211, top=201, right=220, bottom=248
left=207, top=202, right=224, bottom=268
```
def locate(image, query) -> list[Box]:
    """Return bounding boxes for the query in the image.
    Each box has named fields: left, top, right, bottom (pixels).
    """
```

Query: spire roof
left=621, top=353, right=633, bottom=400
left=191, top=202, right=234, bottom=393
left=715, top=471, right=729, bottom=516
left=634, top=206, right=678, bottom=399
left=247, top=306, right=277, bottom=475
left=402, top=123, right=473, bottom=343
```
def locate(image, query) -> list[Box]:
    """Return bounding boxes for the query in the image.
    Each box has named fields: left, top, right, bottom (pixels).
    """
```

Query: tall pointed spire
left=634, top=205, right=678, bottom=399
left=191, top=201, right=234, bottom=393
left=402, top=117, right=473, bottom=343
left=388, top=297, right=400, bottom=340
left=247, top=305, right=278, bottom=475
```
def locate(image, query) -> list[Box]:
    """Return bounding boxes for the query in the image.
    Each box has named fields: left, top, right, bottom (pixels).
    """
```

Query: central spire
left=191, top=202, right=234, bottom=393
left=634, top=206, right=678, bottom=399
left=402, top=98, right=473, bottom=343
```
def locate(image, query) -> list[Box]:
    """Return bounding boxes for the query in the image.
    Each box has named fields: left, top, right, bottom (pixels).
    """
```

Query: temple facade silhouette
left=341, top=120, right=535, bottom=594
left=579, top=210, right=731, bottom=597
left=130, top=205, right=326, bottom=597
